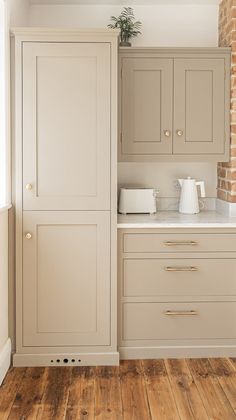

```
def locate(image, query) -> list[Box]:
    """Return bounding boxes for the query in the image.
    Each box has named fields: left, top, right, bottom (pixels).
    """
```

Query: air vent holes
left=49, top=358, right=82, bottom=365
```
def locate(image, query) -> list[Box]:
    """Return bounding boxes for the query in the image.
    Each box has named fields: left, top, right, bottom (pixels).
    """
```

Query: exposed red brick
left=231, top=112, right=236, bottom=123
left=230, top=124, right=236, bottom=134
left=227, top=169, right=236, bottom=179
left=217, top=189, right=228, bottom=200
left=218, top=167, right=227, bottom=177
left=227, top=193, right=236, bottom=202
left=230, top=134, right=236, bottom=144
left=219, top=0, right=236, bottom=201
left=221, top=159, right=236, bottom=167
left=230, top=146, right=236, bottom=156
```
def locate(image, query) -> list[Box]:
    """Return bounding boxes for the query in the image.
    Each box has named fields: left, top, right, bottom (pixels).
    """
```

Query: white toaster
left=118, top=188, right=158, bottom=214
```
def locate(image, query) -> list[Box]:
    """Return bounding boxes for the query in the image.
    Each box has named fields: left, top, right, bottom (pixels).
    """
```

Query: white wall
left=7, top=0, right=30, bottom=26
left=0, top=210, right=10, bottom=384
left=119, top=162, right=217, bottom=200
left=0, top=0, right=30, bottom=384
left=29, top=3, right=219, bottom=198
left=29, top=4, right=218, bottom=47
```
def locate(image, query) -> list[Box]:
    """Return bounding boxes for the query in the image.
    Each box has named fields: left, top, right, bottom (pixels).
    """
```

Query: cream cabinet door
left=121, top=58, right=173, bottom=156
left=22, top=211, right=110, bottom=347
left=23, top=43, right=110, bottom=210
left=173, top=58, right=225, bottom=155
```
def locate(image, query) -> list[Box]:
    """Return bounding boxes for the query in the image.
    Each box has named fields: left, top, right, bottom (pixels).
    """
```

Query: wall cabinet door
left=121, top=58, right=173, bottom=156
left=119, top=50, right=230, bottom=161
left=174, top=58, right=226, bottom=155
left=22, top=211, right=110, bottom=347
left=23, top=43, right=111, bottom=210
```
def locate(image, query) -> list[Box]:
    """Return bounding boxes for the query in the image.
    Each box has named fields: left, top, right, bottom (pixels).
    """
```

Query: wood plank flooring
left=1, top=359, right=236, bottom=419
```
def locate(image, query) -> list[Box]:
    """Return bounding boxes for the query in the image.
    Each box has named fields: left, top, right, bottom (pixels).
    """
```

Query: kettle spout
left=178, top=179, right=184, bottom=187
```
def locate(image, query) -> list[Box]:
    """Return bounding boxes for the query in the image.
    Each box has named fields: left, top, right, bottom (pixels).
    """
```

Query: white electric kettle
left=178, top=177, right=206, bottom=214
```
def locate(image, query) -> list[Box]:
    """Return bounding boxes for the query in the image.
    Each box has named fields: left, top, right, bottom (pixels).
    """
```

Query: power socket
left=173, top=180, right=181, bottom=191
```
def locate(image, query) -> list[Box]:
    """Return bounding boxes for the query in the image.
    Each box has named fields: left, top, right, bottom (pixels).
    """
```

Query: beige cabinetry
left=119, top=48, right=230, bottom=162
left=118, top=228, right=236, bottom=359
left=121, top=58, right=173, bottom=155
left=23, top=211, right=110, bottom=347
left=23, top=42, right=111, bottom=211
left=13, top=29, right=118, bottom=367
left=173, top=58, right=226, bottom=155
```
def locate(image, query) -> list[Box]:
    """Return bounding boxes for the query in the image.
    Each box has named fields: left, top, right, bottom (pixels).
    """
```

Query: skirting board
left=119, top=346, right=236, bottom=360
left=13, top=352, right=119, bottom=367
left=0, top=338, right=11, bottom=385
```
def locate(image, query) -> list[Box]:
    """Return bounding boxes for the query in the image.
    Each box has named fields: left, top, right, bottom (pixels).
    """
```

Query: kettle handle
left=196, top=181, right=206, bottom=198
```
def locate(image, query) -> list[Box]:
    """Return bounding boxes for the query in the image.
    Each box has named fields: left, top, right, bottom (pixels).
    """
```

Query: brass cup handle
left=164, top=310, right=198, bottom=316
left=163, top=241, right=198, bottom=246
left=176, top=129, right=183, bottom=137
left=25, top=233, right=32, bottom=240
left=164, top=130, right=171, bottom=137
left=165, top=266, right=198, bottom=272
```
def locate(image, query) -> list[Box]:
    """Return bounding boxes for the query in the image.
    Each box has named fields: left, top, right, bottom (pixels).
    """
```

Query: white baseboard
left=0, top=338, right=11, bottom=385
left=119, top=345, right=236, bottom=360
left=216, top=199, right=236, bottom=217
left=13, top=351, right=119, bottom=367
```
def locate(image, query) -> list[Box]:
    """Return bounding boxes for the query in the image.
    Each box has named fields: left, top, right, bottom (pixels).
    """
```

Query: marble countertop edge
left=117, top=211, right=236, bottom=228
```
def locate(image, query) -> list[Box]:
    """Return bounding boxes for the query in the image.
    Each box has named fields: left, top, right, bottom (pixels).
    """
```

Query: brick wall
left=218, top=0, right=236, bottom=202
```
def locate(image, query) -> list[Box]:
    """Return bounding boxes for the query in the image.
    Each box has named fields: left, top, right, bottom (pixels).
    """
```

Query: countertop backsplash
left=118, top=162, right=217, bottom=204
left=154, top=197, right=216, bottom=212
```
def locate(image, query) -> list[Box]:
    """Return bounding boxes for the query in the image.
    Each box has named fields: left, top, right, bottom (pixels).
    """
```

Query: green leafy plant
left=108, top=7, right=142, bottom=46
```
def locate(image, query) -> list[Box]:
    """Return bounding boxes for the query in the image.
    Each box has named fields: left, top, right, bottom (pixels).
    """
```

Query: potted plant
left=108, top=7, right=142, bottom=47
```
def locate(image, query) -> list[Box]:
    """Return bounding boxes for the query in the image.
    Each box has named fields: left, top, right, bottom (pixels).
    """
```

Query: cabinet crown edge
left=10, top=27, right=120, bottom=39
left=119, top=46, right=231, bottom=55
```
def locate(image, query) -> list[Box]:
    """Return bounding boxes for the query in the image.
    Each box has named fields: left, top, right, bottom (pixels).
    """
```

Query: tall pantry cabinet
left=12, top=29, right=119, bottom=366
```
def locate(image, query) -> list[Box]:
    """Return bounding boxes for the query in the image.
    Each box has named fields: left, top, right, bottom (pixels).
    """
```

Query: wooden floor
left=1, top=359, right=236, bottom=419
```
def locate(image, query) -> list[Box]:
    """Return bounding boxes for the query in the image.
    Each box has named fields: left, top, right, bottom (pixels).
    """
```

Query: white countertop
left=117, top=211, right=236, bottom=228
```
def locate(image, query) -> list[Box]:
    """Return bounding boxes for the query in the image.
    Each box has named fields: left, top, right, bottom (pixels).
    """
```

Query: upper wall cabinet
left=23, top=42, right=111, bottom=210
left=119, top=48, right=231, bottom=162
left=121, top=58, right=173, bottom=155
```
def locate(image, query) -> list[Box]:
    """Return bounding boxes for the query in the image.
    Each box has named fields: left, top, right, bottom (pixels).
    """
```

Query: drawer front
left=123, top=302, right=236, bottom=341
left=123, top=232, right=236, bottom=253
left=123, top=258, right=236, bottom=297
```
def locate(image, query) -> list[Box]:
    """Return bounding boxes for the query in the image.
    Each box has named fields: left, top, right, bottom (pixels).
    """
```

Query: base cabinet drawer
left=123, top=232, right=236, bottom=253
left=122, top=302, right=236, bottom=341
left=123, top=258, right=236, bottom=297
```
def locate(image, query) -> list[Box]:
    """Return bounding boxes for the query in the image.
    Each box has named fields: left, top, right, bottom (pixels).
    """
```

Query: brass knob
left=176, top=129, right=183, bottom=137
left=164, top=130, right=171, bottom=137
left=26, top=184, right=33, bottom=191
left=25, top=233, right=32, bottom=240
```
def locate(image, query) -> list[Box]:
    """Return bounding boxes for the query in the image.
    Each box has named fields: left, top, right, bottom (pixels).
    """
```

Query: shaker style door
left=23, top=43, right=111, bottom=210
left=22, top=211, right=110, bottom=347
left=121, top=58, right=173, bottom=157
left=173, top=58, right=225, bottom=155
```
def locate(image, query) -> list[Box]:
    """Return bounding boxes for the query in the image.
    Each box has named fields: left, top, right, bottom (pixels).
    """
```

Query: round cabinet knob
left=176, top=130, right=183, bottom=137
left=164, top=130, right=171, bottom=137
left=26, top=183, right=33, bottom=191
left=25, top=233, right=32, bottom=240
